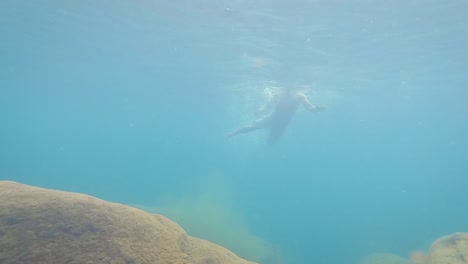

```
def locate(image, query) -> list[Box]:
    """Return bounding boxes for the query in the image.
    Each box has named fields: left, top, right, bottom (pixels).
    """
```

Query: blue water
left=1, top=1, right=467, bottom=263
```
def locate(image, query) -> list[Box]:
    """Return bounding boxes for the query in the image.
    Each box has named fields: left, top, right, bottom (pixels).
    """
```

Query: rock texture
left=0, top=181, right=257, bottom=264
left=430, top=232, right=468, bottom=264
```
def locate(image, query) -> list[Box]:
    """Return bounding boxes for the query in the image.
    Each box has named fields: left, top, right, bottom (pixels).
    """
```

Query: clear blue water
left=1, top=1, right=467, bottom=263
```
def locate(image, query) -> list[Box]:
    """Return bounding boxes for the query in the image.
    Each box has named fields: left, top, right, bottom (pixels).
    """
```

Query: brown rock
left=0, top=181, right=257, bottom=264
left=430, top=232, right=468, bottom=264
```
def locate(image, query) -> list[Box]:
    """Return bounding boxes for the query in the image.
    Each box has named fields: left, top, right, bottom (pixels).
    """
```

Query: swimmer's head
left=263, top=86, right=281, bottom=101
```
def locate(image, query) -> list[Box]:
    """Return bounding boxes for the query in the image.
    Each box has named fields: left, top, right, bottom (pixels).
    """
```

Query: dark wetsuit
left=255, top=91, right=303, bottom=144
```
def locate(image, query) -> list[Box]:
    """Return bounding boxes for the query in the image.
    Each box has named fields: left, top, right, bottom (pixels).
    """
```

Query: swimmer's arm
left=301, top=94, right=326, bottom=112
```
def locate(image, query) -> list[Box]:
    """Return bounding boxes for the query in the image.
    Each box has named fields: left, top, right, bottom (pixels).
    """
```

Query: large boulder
left=430, top=232, right=468, bottom=264
left=0, top=181, right=257, bottom=264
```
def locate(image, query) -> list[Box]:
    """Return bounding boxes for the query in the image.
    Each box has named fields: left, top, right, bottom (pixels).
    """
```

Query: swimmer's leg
left=226, top=118, right=270, bottom=139
left=267, top=125, right=287, bottom=145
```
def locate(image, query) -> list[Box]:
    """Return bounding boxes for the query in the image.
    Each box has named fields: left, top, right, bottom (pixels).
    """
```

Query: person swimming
left=226, top=87, right=326, bottom=144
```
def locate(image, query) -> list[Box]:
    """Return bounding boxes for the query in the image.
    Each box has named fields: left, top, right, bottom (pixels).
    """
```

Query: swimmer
left=226, top=87, right=326, bottom=144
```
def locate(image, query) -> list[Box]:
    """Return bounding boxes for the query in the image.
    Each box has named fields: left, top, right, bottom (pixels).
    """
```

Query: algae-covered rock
left=0, top=181, right=257, bottom=264
left=430, top=232, right=468, bottom=264
left=359, top=253, right=412, bottom=264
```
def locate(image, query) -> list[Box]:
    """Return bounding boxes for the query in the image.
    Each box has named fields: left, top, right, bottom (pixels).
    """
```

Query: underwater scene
left=1, top=1, right=467, bottom=263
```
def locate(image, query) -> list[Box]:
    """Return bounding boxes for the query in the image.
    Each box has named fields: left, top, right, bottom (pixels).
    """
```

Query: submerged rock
left=430, top=232, right=468, bottom=264
left=0, top=181, right=257, bottom=264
